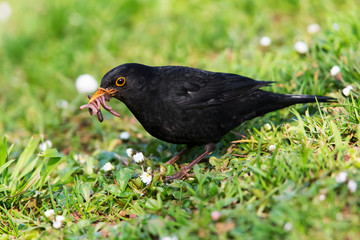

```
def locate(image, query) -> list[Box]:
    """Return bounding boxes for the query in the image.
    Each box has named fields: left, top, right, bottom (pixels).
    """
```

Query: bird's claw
left=164, top=169, right=193, bottom=182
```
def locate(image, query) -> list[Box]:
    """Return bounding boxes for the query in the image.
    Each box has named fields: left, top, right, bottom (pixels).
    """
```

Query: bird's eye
left=116, top=77, right=126, bottom=86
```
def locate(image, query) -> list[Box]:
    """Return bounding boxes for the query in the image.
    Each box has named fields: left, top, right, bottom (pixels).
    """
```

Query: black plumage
left=83, top=63, right=334, bottom=180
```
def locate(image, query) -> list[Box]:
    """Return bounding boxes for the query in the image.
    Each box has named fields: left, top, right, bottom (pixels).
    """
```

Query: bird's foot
left=164, top=143, right=215, bottom=183
left=165, top=143, right=215, bottom=182
left=154, top=146, right=193, bottom=174
left=164, top=169, right=190, bottom=182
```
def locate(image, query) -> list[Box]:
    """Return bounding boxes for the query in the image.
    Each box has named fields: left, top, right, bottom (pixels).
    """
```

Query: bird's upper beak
left=88, top=88, right=117, bottom=104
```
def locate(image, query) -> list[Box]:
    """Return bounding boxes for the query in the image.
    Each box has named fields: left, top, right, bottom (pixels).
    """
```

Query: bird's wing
left=164, top=67, right=273, bottom=110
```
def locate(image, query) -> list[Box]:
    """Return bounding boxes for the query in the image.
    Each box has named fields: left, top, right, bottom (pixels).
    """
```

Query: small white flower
left=268, top=144, right=276, bottom=152
left=264, top=123, right=272, bottom=131
left=318, top=194, right=326, bottom=201
left=283, top=222, right=292, bottom=231
left=332, top=22, right=340, bottom=31
left=330, top=65, right=341, bottom=76
left=294, top=41, right=308, bottom=54
left=140, top=171, right=152, bottom=185
left=307, top=23, right=320, bottom=34
left=39, top=140, right=52, bottom=152
left=44, top=209, right=55, bottom=219
left=342, top=85, right=353, bottom=97
left=259, top=36, right=271, bottom=47
left=133, top=152, right=145, bottom=163
left=211, top=211, right=221, bottom=221
left=75, top=74, right=98, bottom=94
left=74, top=154, right=86, bottom=164
left=0, top=2, right=12, bottom=22
left=120, top=131, right=130, bottom=140
left=56, top=99, right=69, bottom=109
left=347, top=180, right=357, bottom=193
left=335, top=171, right=347, bottom=183
left=101, top=162, right=115, bottom=172
left=55, top=215, right=65, bottom=223
left=126, top=148, right=134, bottom=157
left=45, top=140, right=52, bottom=148
left=52, top=220, right=62, bottom=229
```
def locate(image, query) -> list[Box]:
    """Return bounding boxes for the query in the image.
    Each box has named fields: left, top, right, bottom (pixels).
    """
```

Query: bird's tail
left=281, top=94, right=336, bottom=105
left=242, top=92, right=336, bottom=122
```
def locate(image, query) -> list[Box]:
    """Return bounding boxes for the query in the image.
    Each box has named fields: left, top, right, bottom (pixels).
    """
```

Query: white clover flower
left=101, top=162, right=115, bottom=172
left=75, top=74, right=98, bottom=94
left=56, top=99, right=69, bottom=109
left=44, top=209, right=55, bottom=219
left=264, top=123, right=272, bottom=131
left=283, top=222, right=292, bottom=231
left=39, top=140, right=52, bottom=152
left=133, top=152, right=145, bottom=163
left=55, top=215, right=65, bottom=222
left=330, top=65, right=341, bottom=76
left=332, top=22, right=340, bottom=31
left=74, top=154, right=86, bottom=164
left=126, top=148, right=134, bottom=157
left=0, top=2, right=11, bottom=22
left=268, top=144, right=276, bottom=152
left=294, top=41, right=308, bottom=54
left=335, top=171, right=347, bottom=183
left=140, top=171, right=152, bottom=185
left=259, top=36, right=271, bottom=47
left=347, top=180, right=357, bottom=193
left=342, top=85, right=353, bottom=97
left=318, top=194, right=326, bottom=201
left=120, top=131, right=130, bottom=140
left=52, top=220, right=62, bottom=229
left=307, top=23, right=320, bottom=34
left=211, top=211, right=221, bottom=221
left=51, top=215, right=65, bottom=229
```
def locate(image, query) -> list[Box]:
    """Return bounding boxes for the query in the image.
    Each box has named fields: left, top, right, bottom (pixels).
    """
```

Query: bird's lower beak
left=88, top=88, right=117, bottom=104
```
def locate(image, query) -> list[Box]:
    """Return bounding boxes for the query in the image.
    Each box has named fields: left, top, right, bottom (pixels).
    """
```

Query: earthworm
left=80, top=92, right=121, bottom=122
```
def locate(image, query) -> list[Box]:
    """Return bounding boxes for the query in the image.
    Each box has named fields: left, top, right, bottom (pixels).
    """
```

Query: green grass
left=1, top=0, right=360, bottom=239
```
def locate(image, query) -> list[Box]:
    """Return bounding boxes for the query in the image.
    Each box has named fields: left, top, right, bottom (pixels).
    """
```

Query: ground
left=0, top=0, right=359, bottom=239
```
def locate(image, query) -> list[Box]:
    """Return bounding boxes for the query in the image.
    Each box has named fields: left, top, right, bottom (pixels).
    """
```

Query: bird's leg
left=163, top=145, right=193, bottom=166
left=155, top=145, right=193, bottom=173
left=165, top=143, right=215, bottom=182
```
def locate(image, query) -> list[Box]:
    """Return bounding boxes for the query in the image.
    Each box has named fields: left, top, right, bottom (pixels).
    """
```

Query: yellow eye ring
left=116, top=77, right=126, bottom=86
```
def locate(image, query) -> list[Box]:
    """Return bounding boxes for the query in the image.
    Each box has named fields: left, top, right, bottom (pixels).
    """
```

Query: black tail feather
left=242, top=93, right=336, bottom=122
left=283, top=94, right=336, bottom=104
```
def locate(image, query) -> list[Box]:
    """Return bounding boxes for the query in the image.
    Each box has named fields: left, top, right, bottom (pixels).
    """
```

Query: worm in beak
left=79, top=88, right=121, bottom=122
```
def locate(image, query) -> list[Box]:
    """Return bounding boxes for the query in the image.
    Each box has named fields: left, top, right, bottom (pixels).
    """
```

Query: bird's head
left=88, top=63, right=152, bottom=104
left=80, top=63, right=153, bottom=122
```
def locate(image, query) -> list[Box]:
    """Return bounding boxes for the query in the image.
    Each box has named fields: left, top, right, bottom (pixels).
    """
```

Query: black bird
left=80, top=63, right=334, bottom=180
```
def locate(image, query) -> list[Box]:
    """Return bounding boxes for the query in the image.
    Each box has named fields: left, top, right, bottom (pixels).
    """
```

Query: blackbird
left=80, top=63, right=334, bottom=180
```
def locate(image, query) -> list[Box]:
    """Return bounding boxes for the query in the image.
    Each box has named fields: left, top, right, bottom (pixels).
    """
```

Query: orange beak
left=88, top=88, right=117, bottom=104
